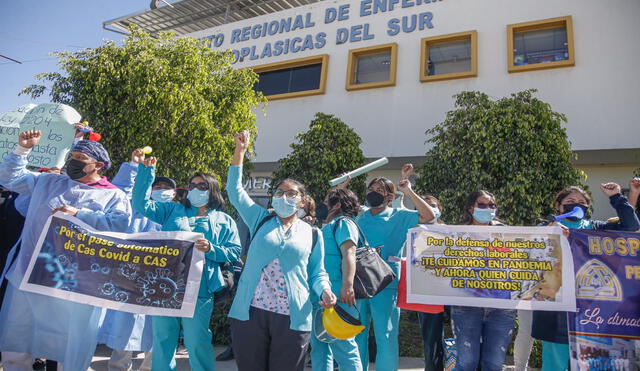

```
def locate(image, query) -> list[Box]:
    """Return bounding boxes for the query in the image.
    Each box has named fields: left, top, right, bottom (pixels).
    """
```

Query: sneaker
left=215, top=346, right=234, bottom=361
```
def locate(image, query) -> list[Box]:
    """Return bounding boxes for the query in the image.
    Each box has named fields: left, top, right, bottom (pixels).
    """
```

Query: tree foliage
left=415, top=90, right=585, bottom=225
left=21, top=26, right=264, bottom=183
left=272, top=113, right=367, bottom=202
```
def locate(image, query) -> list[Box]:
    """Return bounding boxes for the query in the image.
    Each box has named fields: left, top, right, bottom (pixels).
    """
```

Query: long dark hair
left=326, top=188, right=360, bottom=218
left=183, top=172, right=225, bottom=210
left=461, top=190, right=497, bottom=224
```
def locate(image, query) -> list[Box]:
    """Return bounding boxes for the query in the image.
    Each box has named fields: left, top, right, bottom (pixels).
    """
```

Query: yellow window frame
left=251, top=54, right=329, bottom=101
left=346, top=43, right=398, bottom=91
left=507, top=16, right=575, bottom=73
left=420, top=30, right=478, bottom=83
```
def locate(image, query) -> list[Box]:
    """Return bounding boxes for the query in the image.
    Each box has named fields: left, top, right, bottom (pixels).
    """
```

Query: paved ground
left=87, top=344, right=426, bottom=371
left=0, top=345, right=537, bottom=370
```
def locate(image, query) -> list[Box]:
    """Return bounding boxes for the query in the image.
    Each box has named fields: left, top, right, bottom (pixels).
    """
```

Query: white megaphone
left=555, top=206, right=585, bottom=222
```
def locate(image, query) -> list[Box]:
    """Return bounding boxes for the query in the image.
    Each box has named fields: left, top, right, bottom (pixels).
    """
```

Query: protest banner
left=406, top=224, right=576, bottom=311
left=567, top=229, right=640, bottom=371
left=0, top=103, right=37, bottom=158
left=20, top=212, right=204, bottom=317
left=19, top=103, right=80, bottom=168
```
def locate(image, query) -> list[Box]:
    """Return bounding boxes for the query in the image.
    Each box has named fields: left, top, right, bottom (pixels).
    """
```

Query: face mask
left=65, top=159, right=89, bottom=180
left=152, top=189, right=175, bottom=202
left=366, top=191, right=385, bottom=208
left=433, top=208, right=442, bottom=220
left=561, top=203, right=588, bottom=221
left=187, top=189, right=209, bottom=208
left=296, top=208, right=306, bottom=218
left=315, top=203, right=329, bottom=222
left=472, top=207, right=496, bottom=224
left=272, top=196, right=299, bottom=218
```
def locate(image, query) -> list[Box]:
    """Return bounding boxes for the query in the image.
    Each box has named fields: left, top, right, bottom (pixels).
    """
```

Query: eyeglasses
left=274, top=189, right=300, bottom=198
left=476, top=202, right=497, bottom=209
left=188, top=182, right=209, bottom=191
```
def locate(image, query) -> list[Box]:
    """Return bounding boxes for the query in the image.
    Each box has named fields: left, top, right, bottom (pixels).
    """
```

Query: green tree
left=415, top=90, right=585, bottom=225
left=21, top=26, right=264, bottom=183
left=272, top=113, right=367, bottom=202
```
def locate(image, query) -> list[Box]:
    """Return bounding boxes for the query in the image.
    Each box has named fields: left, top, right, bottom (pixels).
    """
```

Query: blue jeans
left=451, top=306, right=516, bottom=371
left=419, top=312, right=444, bottom=371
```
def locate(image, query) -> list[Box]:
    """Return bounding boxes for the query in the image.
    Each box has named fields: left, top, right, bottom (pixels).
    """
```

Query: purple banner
left=568, top=229, right=640, bottom=371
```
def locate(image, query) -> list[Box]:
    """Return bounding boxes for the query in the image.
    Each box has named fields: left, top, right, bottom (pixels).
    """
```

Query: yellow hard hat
left=321, top=306, right=365, bottom=340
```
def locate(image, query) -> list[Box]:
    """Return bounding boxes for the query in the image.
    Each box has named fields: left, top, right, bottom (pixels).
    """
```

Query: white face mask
left=151, top=189, right=175, bottom=202
left=297, top=208, right=306, bottom=218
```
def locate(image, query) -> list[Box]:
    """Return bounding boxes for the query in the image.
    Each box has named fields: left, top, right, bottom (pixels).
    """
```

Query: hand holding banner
left=20, top=212, right=205, bottom=318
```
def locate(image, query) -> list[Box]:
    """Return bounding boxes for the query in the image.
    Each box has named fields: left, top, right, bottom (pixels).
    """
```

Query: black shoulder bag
left=333, top=217, right=396, bottom=299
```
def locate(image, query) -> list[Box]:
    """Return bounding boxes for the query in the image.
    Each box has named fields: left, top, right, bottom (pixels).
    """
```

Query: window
left=346, top=43, right=397, bottom=91
left=420, top=30, right=477, bottom=82
left=507, top=16, right=574, bottom=73
left=252, top=54, right=329, bottom=100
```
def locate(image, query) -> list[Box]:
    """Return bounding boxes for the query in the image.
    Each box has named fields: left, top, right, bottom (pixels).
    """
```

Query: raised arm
left=111, top=148, right=146, bottom=196
left=628, top=178, right=640, bottom=210
left=595, top=182, right=640, bottom=231
left=398, top=164, right=435, bottom=224
left=0, top=130, right=41, bottom=195
left=226, top=131, right=269, bottom=230
left=131, top=157, right=175, bottom=226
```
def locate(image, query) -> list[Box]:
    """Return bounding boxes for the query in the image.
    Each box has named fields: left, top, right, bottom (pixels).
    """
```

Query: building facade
left=107, top=0, right=640, bottom=218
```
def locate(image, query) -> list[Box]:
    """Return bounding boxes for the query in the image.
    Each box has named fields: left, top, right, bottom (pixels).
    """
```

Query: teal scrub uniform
left=310, top=217, right=363, bottom=371
left=355, top=207, right=419, bottom=371
left=132, top=164, right=242, bottom=371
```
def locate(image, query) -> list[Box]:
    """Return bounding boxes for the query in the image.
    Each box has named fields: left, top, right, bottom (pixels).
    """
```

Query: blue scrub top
left=356, top=207, right=419, bottom=288
left=321, top=217, right=360, bottom=291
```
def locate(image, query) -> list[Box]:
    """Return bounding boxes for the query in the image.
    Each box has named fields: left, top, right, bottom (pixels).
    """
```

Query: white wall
left=188, top=0, right=640, bottom=163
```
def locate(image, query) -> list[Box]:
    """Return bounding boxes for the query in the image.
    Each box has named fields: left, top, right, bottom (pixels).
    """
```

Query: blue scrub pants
left=310, top=302, right=363, bottom=371
left=152, top=297, right=214, bottom=371
left=355, top=288, right=400, bottom=371
left=541, top=341, right=569, bottom=371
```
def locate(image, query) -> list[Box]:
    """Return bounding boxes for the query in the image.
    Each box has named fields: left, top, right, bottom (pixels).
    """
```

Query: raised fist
left=600, top=182, right=621, bottom=197
left=19, top=130, right=42, bottom=149
left=234, top=130, right=251, bottom=152
left=143, top=157, right=157, bottom=168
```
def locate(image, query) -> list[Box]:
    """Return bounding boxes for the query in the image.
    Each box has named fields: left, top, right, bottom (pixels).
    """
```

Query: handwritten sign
left=19, top=103, right=80, bottom=168
left=0, top=104, right=37, bottom=159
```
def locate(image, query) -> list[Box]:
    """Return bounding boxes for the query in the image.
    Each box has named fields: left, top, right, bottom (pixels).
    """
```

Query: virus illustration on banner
left=99, top=282, right=131, bottom=303
left=119, top=262, right=140, bottom=281
left=135, top=268, right=185, bottom=309
left=37, top=249, right=79, bottom=291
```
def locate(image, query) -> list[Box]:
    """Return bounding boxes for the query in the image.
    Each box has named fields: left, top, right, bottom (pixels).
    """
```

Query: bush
left=272, top=113, right=367, bottom=202
left=415, top=90, right=585, bottom=225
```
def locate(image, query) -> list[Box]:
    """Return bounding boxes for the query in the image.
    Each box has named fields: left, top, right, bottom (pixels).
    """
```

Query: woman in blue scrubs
left=132, top=156, right=242, bottom=371
left=310, top=187, right=364, bottom=371
left=355, top=164, right=435, bottom=371
left=226, top=131, right=336, bottom=371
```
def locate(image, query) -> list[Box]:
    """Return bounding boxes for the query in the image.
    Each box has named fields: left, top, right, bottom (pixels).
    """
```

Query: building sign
left=244, top=176, right=273, bottom=196
left=200, top=0, right=444, bottom=63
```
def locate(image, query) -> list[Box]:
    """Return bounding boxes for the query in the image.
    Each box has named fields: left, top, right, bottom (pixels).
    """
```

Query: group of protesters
left=0, top=127, right=638, bottom=371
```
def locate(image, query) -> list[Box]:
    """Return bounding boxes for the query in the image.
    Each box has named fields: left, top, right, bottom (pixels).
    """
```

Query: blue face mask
left=151, top=189, right=175, bottom=202
left=272, top=196, right=300, bottom=218
left=472, top=207, right=496, bottom=224
left=187, top=189, right=209, bottom=208
left=433, top=208, right=442, bottom=220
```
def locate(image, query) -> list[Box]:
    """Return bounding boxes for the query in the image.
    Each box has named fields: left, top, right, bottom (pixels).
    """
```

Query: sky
left=0, top=0, right=152, bottom=113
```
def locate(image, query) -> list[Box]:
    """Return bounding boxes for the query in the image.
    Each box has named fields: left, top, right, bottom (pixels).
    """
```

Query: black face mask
left=315, top=203, right=329, bottom=222
left=561, top=203, right=588, bottom=221
left=65, top=159, right=89, bottom=180
left=366, top=191, right=385, bottom=208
